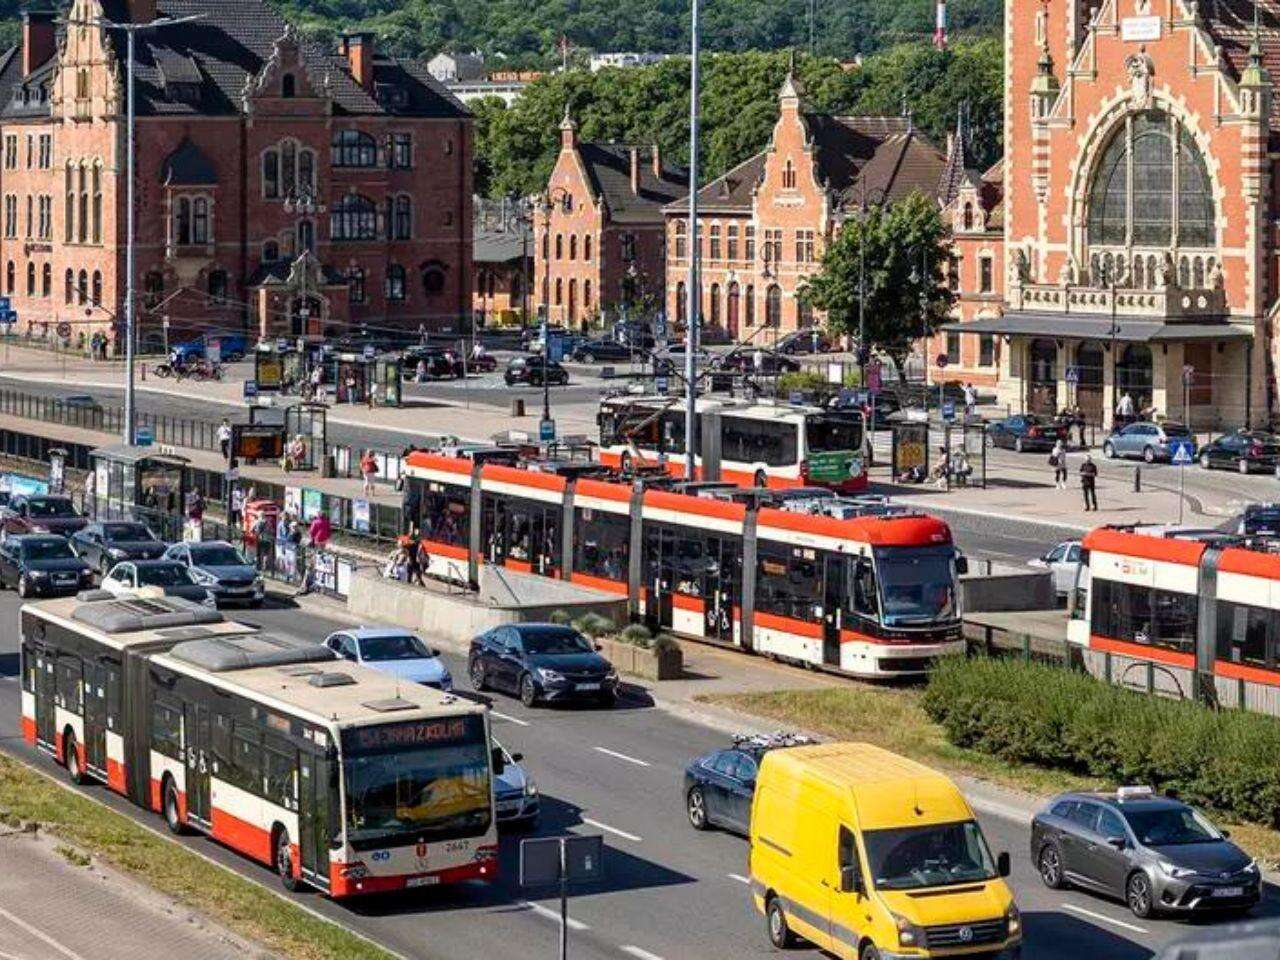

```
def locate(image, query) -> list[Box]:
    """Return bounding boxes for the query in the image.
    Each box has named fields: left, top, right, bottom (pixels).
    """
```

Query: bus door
left=83, top=661, right=108, bottom=778
left=703, top=535, right=738, bottom=643
left=822, top=554, right=847, bottom=668
left=643, top=523, right=676, bottom=630
left=34, top=648, right=56, bottom=751
left=298, top=750, right=332, bottom=888
left=183, top=701, right=212, bottom=829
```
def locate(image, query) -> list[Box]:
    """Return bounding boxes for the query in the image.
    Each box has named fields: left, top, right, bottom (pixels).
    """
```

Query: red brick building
left=942, top=0, right=1280, bottom=428
left=534, top=111, right=686, bottom=329
left=472, top=196, right=530, bottom=325
left=662, top=76, right=952, bottom=343
left=0, top=0, right=472, bottom=351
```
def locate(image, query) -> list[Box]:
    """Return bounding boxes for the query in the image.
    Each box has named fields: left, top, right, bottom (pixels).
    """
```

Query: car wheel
left=1037, top=843, right=1067, bottom=889
left=1126, top=871, right=1156, bottom=919
left=582, top=353, right=595, bottom=363
left=469, top=658, right=487, bottom=691
left=64, top=731, right=87, bottom=785
left=766, top=896, right=797, bottom=949
left=519, top=673, right=539, bottom=708
left=275, top=828, right=301, bottom=892
left=1240, top=458, right=1251, bottom=475
left=1199, top=453, right=1212, bottom=470
left=1102, top=441, right=1116, bottom=459
left=687, top=786, right=709, bottom=830
left=1143, top=445, right=1156, bottom=464
left=163, top=777, right=185, bottom=834
left=1014, top=437, right=1025, bottom=453
left=17, top=575, right=30, bottom=598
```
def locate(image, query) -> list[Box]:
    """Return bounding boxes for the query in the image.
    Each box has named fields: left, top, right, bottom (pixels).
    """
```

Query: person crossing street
left=1080, top=453, right=1099, bottom=511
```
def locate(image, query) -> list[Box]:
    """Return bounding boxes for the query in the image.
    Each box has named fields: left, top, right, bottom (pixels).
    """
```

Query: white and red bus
left=20, top=595, right=499, bottom=895
left=404, top=451, right=962, bottom=678
left=1069, top=524, right=1280, bottom=714
left=596, top=396, right=868, bottom=493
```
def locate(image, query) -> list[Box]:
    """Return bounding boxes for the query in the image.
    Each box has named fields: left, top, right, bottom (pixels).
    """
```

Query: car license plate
left=406, top=875, right=440, bottom=888
left=1212, top=886, right=1244, bottom=898
left=576, top=682, right=601, bottom=691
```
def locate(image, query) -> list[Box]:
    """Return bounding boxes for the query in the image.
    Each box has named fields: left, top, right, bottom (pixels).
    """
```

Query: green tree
left=798, top=191, right=954, bottom=378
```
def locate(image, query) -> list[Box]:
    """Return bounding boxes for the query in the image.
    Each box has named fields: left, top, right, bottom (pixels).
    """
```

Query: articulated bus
left=1069, top=524, right=1280, bottom=715
left=19, top=595, right=499, bottom=895
left=596, top=396, right=868, bottom=493
left=404, top=451, right=963, bottom=678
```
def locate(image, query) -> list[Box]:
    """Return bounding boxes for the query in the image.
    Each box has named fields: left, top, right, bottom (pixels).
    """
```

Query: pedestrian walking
left=963, top=382, right=977, bottom=417
left=1115, top=391, right=1135, bottom=427
left=405, top=528, right=425, bottom=586
left=217, top=418, right=232, bottom=460
left=360, top=449, right=378, bottom=496
left=1050, top=439, right=1068, bottom=489
left=185, top=488, right=205, bottom=522
left=1080, top=454, right=1099, bottom=512
left=308, top=511, right=332, bottom=551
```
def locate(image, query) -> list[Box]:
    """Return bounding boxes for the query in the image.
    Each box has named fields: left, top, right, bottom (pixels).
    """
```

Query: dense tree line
left=473, top=44, right=1003, bottom=200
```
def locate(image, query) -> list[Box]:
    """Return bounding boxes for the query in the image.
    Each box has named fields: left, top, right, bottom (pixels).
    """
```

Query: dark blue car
left=0, top=534, right=92, bottom=597
left=468, top=623, right=618, bottom=708
left=684, top=733, right=814, bottom=836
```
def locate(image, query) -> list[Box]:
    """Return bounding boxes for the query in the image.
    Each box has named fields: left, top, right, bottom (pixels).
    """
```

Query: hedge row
left=922, top=657, right=1280, bottom=829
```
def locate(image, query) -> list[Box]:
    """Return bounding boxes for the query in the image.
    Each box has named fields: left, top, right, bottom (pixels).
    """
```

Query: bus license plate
left=576, top=682, right=600, bottom=691
left=407, top=875, right=440, bottom=888
left=1212, top=887, right=1244, bottom=898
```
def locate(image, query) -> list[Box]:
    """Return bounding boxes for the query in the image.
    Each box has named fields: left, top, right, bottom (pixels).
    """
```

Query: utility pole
left=684, top=0, right=702, bottom=480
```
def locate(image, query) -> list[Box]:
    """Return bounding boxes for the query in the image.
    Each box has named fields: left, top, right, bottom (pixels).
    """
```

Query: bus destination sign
left=347, top=716, right=477, bottom=753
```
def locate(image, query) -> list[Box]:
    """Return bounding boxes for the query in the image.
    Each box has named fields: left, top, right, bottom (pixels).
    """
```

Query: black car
left=775, top=329, right=835, bottom=354
left=5, top=494, right=87, bottom=536
left=70, top=521, right=167, bottom=575
left=1031, top=787, right=1260, bottom=918
left=403, top=347, right=462, bottom=379
left=468, top=623, right=618, bottom=707
left=0, top=534, right=92, bottom=597
left=715, top=350, right=801, bottom=375
left=571, top=339, right=635, bottom=363
left=1197, top=430, right=1280, bottom=474
left=987, top=414, right=1066, bottom=452
left=683, top=733, right=814, bottom=836
left=504, top=356, right=569, bottom=386
left=1238, top=503, right=1280, bottom=537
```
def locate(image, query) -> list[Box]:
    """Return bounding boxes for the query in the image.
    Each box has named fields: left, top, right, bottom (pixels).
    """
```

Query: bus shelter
left=89, top=444, right=189, bottom=536
left=332, top=352, right=402, bottom=406
left=283, top=402, right=327, bottom=472
left=888, top=414, right=987, bottom=490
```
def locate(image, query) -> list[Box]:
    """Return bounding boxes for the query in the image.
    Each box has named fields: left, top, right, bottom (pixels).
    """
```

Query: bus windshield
left=342, top=715, right=492, bottom=845
left=873, top=546, right=958, bottom=626
left=808, top=414, right=863, bottom=453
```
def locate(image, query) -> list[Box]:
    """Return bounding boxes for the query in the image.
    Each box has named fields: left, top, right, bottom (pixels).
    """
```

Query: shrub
left=923, top=658, right=1280, bottom=829
left=548, top=610, right=573, bottom=625
left=571, top=612, right=615, bottom=638
left=617, top=623, right=653, bottom=646
left=650, top=634, right=681, bottom=655
left=776, top=371, right=828, bottom=397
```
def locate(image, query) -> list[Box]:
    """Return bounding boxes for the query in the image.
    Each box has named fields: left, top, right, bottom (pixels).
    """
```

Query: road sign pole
left=559, top=838, right=568, bottom=960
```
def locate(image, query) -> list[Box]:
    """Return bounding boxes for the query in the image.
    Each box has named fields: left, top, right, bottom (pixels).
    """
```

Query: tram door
left=822, top=554, right=847, bottom=668
left=643, top=523, right=677, bottom=631
left=702, top=535, right=739, bottom=643
left=485, top=496, right=561, bottom=577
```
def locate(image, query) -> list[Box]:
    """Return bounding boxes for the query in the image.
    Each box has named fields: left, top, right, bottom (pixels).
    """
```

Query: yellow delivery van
left=749, top=742, right=1020, bottom=959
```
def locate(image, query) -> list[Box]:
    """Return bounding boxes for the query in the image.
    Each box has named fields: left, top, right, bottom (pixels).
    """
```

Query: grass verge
left=697, top=685, right=1280, bottom=867
left=0, top=752, right=400, bottom=960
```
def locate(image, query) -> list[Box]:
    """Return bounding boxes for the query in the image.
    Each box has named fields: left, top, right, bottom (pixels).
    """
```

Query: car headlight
left=605, top=667, right=619, bottom=682
left=892, top=912, right=925, bottom=948
left=1005, top=903, right=1021, bottom=937
left=28, top=570, right=48, bottom=580
left=524, top=777, right=538, bottom=798
left=537, top=667, right=564, bottom=683
left=1158, top=860, right=1197, bottom=880
left=190, top=568, right=216, bottom=585
left=1244, top=859, right=1260, bottom=875
left=107, top=548, right=126, bottom=559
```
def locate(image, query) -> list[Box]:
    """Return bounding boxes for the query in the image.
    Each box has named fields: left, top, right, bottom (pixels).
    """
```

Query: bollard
left=1134, top=465, right=1141, bottom=492
left=512, top=397, right=525, bottom=417
left=140, top=363, right=146, bottom=381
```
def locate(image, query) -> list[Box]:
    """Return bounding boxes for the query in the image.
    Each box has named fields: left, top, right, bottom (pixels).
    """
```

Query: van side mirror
left=955, top=555, right=969, bottom=575
left=491, top=747, right=505, bottom=776
left=997, top=852, right=1011, bottom=877
left=839, top=865, right=862, bottom=894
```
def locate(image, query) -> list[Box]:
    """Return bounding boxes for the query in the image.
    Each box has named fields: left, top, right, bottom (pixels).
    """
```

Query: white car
left=101, top=559, right=216, bottom=607
left=492, top=740, right=539, bottom=827
left=1028, top=540, right=1083, bottom=598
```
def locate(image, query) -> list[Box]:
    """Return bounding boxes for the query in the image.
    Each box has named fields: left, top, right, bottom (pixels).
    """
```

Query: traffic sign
left=243, top=380, right=259, bottom=400
left=134, top=426, right=154, bottom=447
left=1065, top=365, right=1080, bottom=385
left=540, top=417, right=556, bottom=442
left=942, top=400, right=956, bottom=421
left=0, top=310, right=16, bottom=325
left=1170, top=438, right=1195, bottom=465
left=935, top=353, right=949, bottom=369
left=655, top=375, right=669, bottom=393
left=56, top=321, right=71, bottom=339
left=362, top=344, right=376, bottom=360
left=0, top=297, right=11, bottom=311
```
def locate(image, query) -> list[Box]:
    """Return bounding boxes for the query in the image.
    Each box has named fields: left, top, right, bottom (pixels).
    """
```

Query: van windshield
left=862, top=820, right=998, bottom=891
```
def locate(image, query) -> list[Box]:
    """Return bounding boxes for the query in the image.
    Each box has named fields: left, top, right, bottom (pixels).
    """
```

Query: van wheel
left=765, top=895, right=796, bottom=949
left=686, top=786, right=708, bottom=830
left=859, top=944, right=882, bottom=960
left=275, top=827, right=301, bottom=893
left=163, top=777, right=185, bottom=835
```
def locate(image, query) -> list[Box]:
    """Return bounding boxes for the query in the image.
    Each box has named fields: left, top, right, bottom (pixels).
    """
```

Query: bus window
left=808, top=414, right=863, bottom=453
left=56, top=657, right=82, bottom=713
left=231, top=728, right=263, bottom=793
left=265, top=743, right=297, bottom=807
left=721, top=418, right=798, bottom=467
left=151, top=702, right=183, bottom=760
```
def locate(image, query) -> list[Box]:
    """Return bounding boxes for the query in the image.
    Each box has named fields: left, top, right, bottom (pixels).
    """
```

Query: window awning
left=942, top=311, right=1253, bottom=343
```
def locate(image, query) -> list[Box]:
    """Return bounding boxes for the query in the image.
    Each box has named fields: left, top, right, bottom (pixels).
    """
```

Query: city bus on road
left=19, top=595, right=499, bottom=896
left=597, top=396, right=867, bottom=492
left=404, top=450, right=964, bottom=678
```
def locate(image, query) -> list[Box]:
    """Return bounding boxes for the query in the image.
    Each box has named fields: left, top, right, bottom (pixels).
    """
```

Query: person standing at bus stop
left=1080, top=454, right=1099, bottom=511
left=217, top=418, right=232, bottom=460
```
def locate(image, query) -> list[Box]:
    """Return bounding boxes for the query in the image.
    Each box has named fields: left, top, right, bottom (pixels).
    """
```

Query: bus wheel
left=754, top=470, right=768, bottom=488
left=163, top=778, right=185, bottom=835
left=275, top=827, right=301, bottom=893
left=64, top=731, right=86, bottom=785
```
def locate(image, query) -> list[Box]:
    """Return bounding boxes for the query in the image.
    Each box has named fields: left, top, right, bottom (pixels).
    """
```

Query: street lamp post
left=684, top=0, right=702, bottom=480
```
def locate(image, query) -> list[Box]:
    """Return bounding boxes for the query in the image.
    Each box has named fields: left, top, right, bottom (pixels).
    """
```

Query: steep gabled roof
left=160, top=137, right=217, bottom=184
left=576, top=142, right=688, bottom=224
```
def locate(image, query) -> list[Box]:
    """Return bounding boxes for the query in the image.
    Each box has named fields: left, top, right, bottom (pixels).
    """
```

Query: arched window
left=24, top=262, right=33, bottom=295
left=64, top=165, right=73, bottom=241
left=782, top=159, right=796, bottom=189
left=297, top=219, right=314, bottom=252
left=422, top=262, right=446, bottom=295
left=541, top=232, right=549, bottom=260
left=206, top=269, right=226, bottom=302
left=1087, top=110, right=1215, bottom=251
left=727, top=282, right=740, bottom=334
left=709, top=224, right=721, bottom=260
left=797, top=299, right=813, bottom=328
left=555, top=277, right=563, bottom=305
left=584, top=235, right=592, bottom=261
left=674, top=220, right=687, bottom=259
left=676, top=281, right=687, bottom=324
left=348, top=266, right=366, bottom=304
left=192, top=197, right=209, bottom=243
left=262, top=150, right=279, bottom=199
left=64, top=268, right=72, bottom=303
left=77, top=268, right=87, bottom=304
left=4, top=261, right=11, bottom=295
left=331, top=129, right=377, bottom=168
left=569, top=235, right=577, bottom=260
left=281, top=73, right=296, bottom=98
left=91, top=270, right=102, bottom=306
left=555, top=234, right=563, bottom=260
left=567, top=278, right=577, bottom=321
left=298, top=149, right=314, bottom=191
left=386, top=263, right=406, bottom=300
left=263, top=240, right=280, bottom=261
left=41, top=263, right=50, bottom=297
left=330, top=194, right=377, bottom=241
left=77, top=165, right=87, bottom=243
left=745, top=284, right=755, bottom=326
left=962, top=202, right=974, bottom=231
left=765, top=284, right=781, bottom=327
left=709, top=282, right=720, bottom=328
left=175, top=197, right=191, bottom=245
left=393, top=195, right=411, bottom=240
left=91, top=165, right=101, bottom=243
left=583, top=279, right=591, bottom=307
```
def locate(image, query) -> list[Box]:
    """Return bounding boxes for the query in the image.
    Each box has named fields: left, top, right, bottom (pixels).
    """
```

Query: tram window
left=721, top=418, right=798, bottom=467
left=151, top=702, right=183, bottom=760
left=1216, top=602, right=1275, bottom=670
left=1091, top=579, right=1196, bottom=654
left=852, top=558, right=878, bottom=616
left=420, top=482, right=469, bottom=548
left=55, top=657, right=82, bottom=712
left=1152, top=590, right=1197, bottom=653
left=574, top=508, right=629, bottom=581
left=756, top=542, right=823, bottom=622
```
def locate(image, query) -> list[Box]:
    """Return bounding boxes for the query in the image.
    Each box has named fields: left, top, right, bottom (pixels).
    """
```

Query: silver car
left=492, top=741, right=538, bottom=827
left=1028, top=540, right=1082, bottom=597
left=1103, top=422, right=1197, bottom=463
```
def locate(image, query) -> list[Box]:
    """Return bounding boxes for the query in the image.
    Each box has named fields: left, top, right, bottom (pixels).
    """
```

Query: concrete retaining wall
left=961, top=564, right=1054, bottom=613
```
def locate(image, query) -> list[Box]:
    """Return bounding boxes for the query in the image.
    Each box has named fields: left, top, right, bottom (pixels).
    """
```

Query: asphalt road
left=1, top=590, right=1275, bottom=960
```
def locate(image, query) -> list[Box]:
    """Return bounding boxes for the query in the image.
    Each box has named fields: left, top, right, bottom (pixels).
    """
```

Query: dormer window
left=281, top=73, right=296, bottom=98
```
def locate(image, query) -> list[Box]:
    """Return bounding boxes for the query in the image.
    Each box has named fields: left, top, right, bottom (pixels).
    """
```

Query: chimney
left=22, top=10, right=55, bottom=77
left=343, top=33, right=375, bottom=92
left=651, top=142, right=662, bottom=179
left=126, top=0, right=157, bottom=24
left=630, top=147, right=640, bottom=195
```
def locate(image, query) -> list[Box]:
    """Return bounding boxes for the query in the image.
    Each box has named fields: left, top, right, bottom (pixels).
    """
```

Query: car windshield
left=808, top=415, right=864, bottom=453
left=1122, top=806, right=1223, bottom=846
left=520, top=627, right=593, bottom=655
left=136, top=563, right=195, bottom=586
left=25, top=497, right=76, bottom=518
left=103, top=523, right=154, bottom=543
left=359, top=634, right=434, bottom=662
left=863, top=820, right=998, bottom=891
left=342, top=716, right=492, bottom=844
left=188, top=544, right=248, bottom=566
left=874, top=546, right=958, bottom=625
left=20, top=539, right=74, bottom=560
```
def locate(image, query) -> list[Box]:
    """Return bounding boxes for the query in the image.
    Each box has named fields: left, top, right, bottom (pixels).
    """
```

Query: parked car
left=504, top=356, right=569, bottom=387
left=1031, top=786, right=1260, bottom=919
left=100, top=560, right=216, bottom=606
left=468, top=350, right=498, bottom=373
left=171, top=333, right=248, bottom=364
left=1196, top=430, right=1280, bottom=474
left=684, top=733, right=814, bottom=836
left=775, top=329, right=836, bottom=354
left=1239, top=503, right=1280, bottom=537
left=492, top=739, right=539, bottom=827
left=714, top=349, right=801, bottom=375
left=987, top=414, right=1066, bottom=452
left=570, top=338, right=635, bottom=363
left=322, top=628, right=452, bottom=690
left=0, top=534, right=92, bottom=597
left=64, top=394, right=102, bottom=411
left=402, top=346, right=462, bottom=379
left=1028, top=539, right=1083, bottom=597
left=520, top=324, right=569, bottom=351
left=4, top=494, right=88, bottom=536
left=1103, top=421, right=1197, bottom=463
left=651, top=345, right=711, bottom=375
left=468, top=623, right=618, bottom=707
left=70, top=521, right=167, bottom=575
left=162, top=539, right=263, bottom=606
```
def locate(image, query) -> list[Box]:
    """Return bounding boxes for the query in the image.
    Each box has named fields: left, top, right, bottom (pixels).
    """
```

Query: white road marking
left=1060, top=903, right=1149, bottom=935
left=594, top=746, right=650, bottom=767
left=491, top=711, right=530, bottom=727
left=727, top=873, right=751, bottom=885
left=621, top=946, right=665, bottom=960
left=582, top=817, right=642, bottom=842
left=521, top=900, right=589, bottom=931
left=0, top=903, right=90, bottom=960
